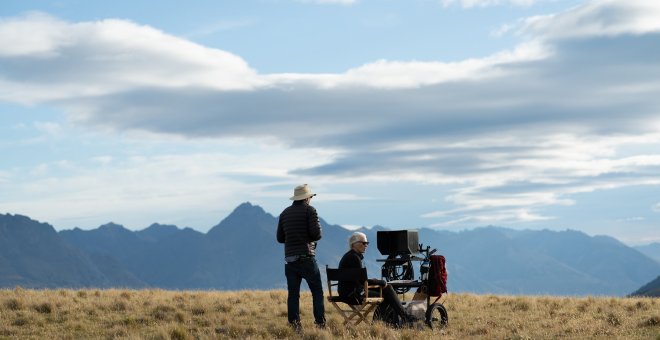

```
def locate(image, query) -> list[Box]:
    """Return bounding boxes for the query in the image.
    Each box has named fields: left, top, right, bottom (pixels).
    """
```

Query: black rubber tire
left=425, top=303, right=448, bottom=329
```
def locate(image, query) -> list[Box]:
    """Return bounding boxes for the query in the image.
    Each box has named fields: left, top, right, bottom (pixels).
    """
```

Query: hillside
left=0, top=214, right=143, bottom=288
left=631, top=275, right=660, bottom=297
left=635, top=243, right=660, bottom=263
left=0, top=289, right=658, bottom=339
left=58, top=203, right=357, bottom=290
left=1, top=203, right=659, bottom=295
left=417, top=227, right=660, bottom=295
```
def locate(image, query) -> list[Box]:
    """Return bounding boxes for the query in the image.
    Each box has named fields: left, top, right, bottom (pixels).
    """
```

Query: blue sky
left=1, top=0, right=659, bottom=245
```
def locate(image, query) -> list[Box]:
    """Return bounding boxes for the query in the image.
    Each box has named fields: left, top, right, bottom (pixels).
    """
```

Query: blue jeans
left=285, top=257, right=325, bottom=325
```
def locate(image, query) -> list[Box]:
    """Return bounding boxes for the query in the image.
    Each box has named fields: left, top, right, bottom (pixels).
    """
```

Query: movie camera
left=375, top=230, right=448, bottom=328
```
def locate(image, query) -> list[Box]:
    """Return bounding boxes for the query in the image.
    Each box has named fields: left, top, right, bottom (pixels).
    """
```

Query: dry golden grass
left=0, top=287, right=659, bottom=339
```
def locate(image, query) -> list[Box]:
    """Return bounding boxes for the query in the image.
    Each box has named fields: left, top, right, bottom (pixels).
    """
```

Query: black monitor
left=376, top=230, right=419, bottom=255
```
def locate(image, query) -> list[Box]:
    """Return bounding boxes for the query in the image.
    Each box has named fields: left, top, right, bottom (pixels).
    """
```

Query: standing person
left=338, top=231, right=414, bottom=325
left=277, top=184, right=325, bottom=330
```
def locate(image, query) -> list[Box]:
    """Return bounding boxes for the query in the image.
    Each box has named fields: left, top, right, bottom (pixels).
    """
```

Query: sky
left=1, top=0, right=659, bottom=246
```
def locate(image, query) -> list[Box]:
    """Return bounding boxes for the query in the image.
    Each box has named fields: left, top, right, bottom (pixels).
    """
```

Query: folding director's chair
left=325, top=265, right=383, bottom=325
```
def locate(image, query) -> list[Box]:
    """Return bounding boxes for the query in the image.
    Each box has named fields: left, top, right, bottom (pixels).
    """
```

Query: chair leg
left=331, top=302, right=353, bottom=325
left=363, top=303, right=377, bottom=317
left=330, top=301, right=381, bottom=326
left=358, top=304, right=379, bottom=325
left=348, top=305, right=368, bottom=325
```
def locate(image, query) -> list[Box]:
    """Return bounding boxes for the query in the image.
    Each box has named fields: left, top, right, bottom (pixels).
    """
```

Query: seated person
left=338, top=231, right=414, bottom=323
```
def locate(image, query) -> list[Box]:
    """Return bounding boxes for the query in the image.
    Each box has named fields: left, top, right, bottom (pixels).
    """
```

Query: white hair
left=348, top=232, right=367, bottom=249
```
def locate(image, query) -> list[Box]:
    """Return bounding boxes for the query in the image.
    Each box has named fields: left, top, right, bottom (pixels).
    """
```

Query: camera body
left=376, top=230, right=419, bottom=256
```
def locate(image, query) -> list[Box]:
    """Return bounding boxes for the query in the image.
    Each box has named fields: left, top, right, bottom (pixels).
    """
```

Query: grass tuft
left=606, top=312, right=622, bottom=327
left=12, top=316, right=29, bottom=327
left=190, top=306, right=205, bottom=315
left=640, top=316, right=660, bottom=327
left=169, top=326, right=190, bottom=340
left=110, top=299, right=127, bottom=311
left=4, top=298, right=23, bottom=311
left=152, top=304, right=176, bottom=321
left=33, top=302, right=53, bottom=314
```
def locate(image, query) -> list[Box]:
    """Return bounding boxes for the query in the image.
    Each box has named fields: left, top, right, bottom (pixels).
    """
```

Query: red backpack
left=429, top=255, right=448, bottom=297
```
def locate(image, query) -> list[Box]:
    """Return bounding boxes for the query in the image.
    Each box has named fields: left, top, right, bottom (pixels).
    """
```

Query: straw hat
left=290, top=184, right=317, bottom=201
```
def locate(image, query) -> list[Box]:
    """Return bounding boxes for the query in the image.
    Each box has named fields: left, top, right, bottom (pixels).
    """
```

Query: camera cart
left=374, top=230, right=449, bottom=329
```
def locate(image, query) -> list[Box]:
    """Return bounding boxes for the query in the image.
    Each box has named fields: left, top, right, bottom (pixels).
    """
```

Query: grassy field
left=0, top=288, right=659, bottom=339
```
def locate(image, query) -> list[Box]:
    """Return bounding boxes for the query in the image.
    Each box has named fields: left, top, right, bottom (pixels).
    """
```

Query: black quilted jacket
left=276, top=200, right=322, bottom=257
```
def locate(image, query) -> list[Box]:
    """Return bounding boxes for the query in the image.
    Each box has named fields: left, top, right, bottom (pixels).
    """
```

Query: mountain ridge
left=1, top=205, right=659, bottom=295
left=634, top=242, right=660, bottom=264
left=630, top=275, right=660, bottom=297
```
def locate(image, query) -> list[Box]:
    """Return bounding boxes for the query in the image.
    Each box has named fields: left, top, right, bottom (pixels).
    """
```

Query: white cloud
left=33, top=121, right=62, bottom=136
left=653, top=203, right=660, bottom=212
left=341, top=224, right=365, bottom=230
left=0, top=171, right=10, bottom=184
left=441, top=0, right=540, bottom=8
left=418, top=132, right=660, bottom=224
left=0, top=142, right=336, bottom=229
left=92, top=156, right=113, bottom=165
left=295, top=0, right=357, bottom=5
left=0, top=12, right=70, bottom=57
left=0, top=11, right=549, bottom=106
left=518, top=0, right=660, bottom=39
left=2, top=0, right=660, bottom=227
left=265, top=41, right=548, bottom=89
left=614, top=216, right=644, bottom=222
left=429, top=208, right=552, bottom=227
left=0, top=12, right=261, bottom=104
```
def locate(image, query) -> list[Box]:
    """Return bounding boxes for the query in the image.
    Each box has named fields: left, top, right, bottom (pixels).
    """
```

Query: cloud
left=654, top=203, right=660, bottom=212
left=33, top=121, right=63, bottom=136
left=517, top=0, right=660, bottom=40
left=0, top=171, right=10, bottom=184
left=295, top=0, right=357, bottom=5
left=0, top=12, right=69, bottom=57
left=0, top=144, right=334, bottom=229
left=614, top=216, right=644, bottom=222
left=0, top=12, right=260, bottom=104
left=428, top=208, right=553, bottom=227
left=1, top=1, right=660, bottom=226
left=441, top=0, right=540, bottom=8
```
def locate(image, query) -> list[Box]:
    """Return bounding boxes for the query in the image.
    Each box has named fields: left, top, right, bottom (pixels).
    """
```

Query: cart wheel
left=425, top=303, right=448, bottom=329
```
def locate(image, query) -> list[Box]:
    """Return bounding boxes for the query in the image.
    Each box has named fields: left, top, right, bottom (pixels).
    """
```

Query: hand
left=308, top=242, right=317, bottom=251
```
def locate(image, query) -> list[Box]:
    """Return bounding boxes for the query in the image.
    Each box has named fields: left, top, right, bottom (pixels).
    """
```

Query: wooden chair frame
left=326, top=265, right=384, bottom=325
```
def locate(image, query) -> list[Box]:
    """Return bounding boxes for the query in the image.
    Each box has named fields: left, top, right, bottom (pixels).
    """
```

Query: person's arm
left=338, top=251, right=364, bottom=301
left=276, top=215, right=285, bottom=244
left=307, top=206, right=322, bottom=241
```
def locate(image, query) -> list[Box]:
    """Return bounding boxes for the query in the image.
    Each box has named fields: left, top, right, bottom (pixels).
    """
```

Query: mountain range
left=1, top=202, right=659, bottom=296
left=634, top=243, right=660, bottom=263
left=630, top=275, right=660, bottom=297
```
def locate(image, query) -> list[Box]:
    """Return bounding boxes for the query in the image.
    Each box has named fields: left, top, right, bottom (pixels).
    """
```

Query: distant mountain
left=417, top=227, right=660, bottom=295
left=630, top=275, right=660, bottom=297
left=634, top=243, right=660, bottom=263
left=0, top=214, right=142, bottom=288
left=58, top=202, right=357, bottom=290
left=2, top=204, right=660, bottom=295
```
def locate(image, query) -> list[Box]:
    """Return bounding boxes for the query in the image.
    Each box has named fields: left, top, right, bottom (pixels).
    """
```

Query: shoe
left=405, top=314, right=420, bottom=326
left=289, top=321, right=302, bottom=333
